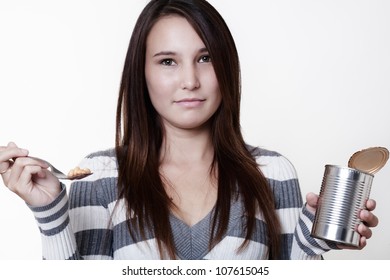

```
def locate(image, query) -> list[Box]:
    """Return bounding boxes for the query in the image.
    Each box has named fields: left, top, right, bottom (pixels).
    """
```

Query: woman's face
left=145, top=15, right=221, bottom=131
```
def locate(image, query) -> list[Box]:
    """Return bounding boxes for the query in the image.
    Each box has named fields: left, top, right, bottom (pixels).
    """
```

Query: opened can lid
left=348, top=147, right=389, bottom=174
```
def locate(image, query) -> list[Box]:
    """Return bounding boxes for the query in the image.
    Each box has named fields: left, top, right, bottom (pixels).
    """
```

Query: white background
left=0, top=0, right=389, bottom=260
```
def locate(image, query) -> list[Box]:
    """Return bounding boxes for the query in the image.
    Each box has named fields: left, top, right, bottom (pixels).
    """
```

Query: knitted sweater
left=29, top=146, right=336, bottom=259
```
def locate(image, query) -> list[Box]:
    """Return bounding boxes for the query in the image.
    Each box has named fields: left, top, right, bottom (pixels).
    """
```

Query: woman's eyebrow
left=153, top=51, right=176, bottom=57
left=153, top=47, right=209, bottom=57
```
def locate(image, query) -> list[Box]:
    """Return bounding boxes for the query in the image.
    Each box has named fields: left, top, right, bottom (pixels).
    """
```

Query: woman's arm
left=29, top=154, right=115, bottom=260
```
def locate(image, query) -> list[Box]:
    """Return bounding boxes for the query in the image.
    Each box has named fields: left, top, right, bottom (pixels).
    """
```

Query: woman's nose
left=180, top=64, right=200, bottom=90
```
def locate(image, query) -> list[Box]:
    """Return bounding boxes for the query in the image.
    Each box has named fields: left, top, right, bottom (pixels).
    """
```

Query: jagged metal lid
left=348, top=147, right=389, bottom=174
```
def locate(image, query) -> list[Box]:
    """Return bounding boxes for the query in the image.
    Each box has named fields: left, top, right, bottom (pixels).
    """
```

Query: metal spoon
left=28, top=156, right=92, bottom=180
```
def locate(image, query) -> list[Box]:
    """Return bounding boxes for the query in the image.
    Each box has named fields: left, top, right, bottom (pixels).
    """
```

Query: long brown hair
left=115, top=0, right=281, bottom=259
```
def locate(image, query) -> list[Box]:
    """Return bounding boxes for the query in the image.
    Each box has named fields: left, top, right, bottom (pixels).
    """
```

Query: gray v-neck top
left=29, top=146, right=335, bottom=259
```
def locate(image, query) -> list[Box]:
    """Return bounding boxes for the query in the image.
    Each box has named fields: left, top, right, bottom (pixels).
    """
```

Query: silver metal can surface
left=311, top=165, right=374, bottom=247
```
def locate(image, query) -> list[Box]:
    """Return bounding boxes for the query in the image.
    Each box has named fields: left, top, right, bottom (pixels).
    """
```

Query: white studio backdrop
left=0, top=0, right=389, bottom=260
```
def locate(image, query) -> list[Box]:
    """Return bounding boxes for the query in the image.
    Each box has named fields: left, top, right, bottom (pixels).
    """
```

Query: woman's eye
left=160, top=59, right=175, bottom=66
left=199, top=55, right=211, bottom=63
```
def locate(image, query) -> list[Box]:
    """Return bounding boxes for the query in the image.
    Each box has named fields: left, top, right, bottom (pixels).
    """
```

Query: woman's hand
left=306, top=192, right=379, bottom=249
left=0, top=142, right=61, bottom=207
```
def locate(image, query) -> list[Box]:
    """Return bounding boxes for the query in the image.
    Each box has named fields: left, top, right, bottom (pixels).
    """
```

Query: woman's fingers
left=1, top=142, right=61, bottom=206
left=360, top=208, right=379, bottom=228
left=0, top=142, right=28, bottom=158
left=0, top=142, right=29, bottom=175
left=365, top=199, right=376, bottom=212
left=8, top=165, right=43, bottom=194
left=358, top=200, right=378, bottom=231
left=6, top=159, right=60, bottom=206
left=357, top=223, right=373, bottom=239
left=336, top=200, right=378, bottom=250
left=6, top=156, right=48, bottom=187
left=305, top=192, right=319, bottom=214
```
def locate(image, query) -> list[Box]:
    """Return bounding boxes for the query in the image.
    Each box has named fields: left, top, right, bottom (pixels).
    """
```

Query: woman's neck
left=160, top=123, right=214, bottom=166
left=159, top=122, right=218, bottom=227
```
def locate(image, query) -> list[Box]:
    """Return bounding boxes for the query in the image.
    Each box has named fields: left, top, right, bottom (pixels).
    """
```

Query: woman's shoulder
left=77, top=148, right=118, bottom=178
left=84, top=147, right=117, bottom=160
left=246, top=144, right=282, bottom=158
left=246, top=144, right=298, bottom=181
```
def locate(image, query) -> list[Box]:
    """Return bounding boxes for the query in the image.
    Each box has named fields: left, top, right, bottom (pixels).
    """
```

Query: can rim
left=325, top=164, right=374, bottom=177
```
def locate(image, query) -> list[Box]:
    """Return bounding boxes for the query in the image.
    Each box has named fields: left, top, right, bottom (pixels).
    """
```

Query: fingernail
left=21, top=149, right=29, bottom=154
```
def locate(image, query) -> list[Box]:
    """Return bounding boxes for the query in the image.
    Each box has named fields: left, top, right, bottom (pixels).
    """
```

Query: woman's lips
left=174, top=98, right=206, bottom=108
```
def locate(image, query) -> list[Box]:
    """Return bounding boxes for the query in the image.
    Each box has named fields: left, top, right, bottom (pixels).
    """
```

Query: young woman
left=0, top=0, right=378, bottom=260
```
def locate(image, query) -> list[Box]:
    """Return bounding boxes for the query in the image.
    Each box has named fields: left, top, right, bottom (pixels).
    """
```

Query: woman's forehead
left=146, top=15, right=206, bottom=55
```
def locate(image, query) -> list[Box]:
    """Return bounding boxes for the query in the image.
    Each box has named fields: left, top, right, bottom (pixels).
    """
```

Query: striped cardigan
left=29, top=146, right=336, bottom=259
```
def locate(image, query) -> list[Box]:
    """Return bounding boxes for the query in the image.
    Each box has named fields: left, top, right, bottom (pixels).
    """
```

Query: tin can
left=311, top=165, right=374, bottom=247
